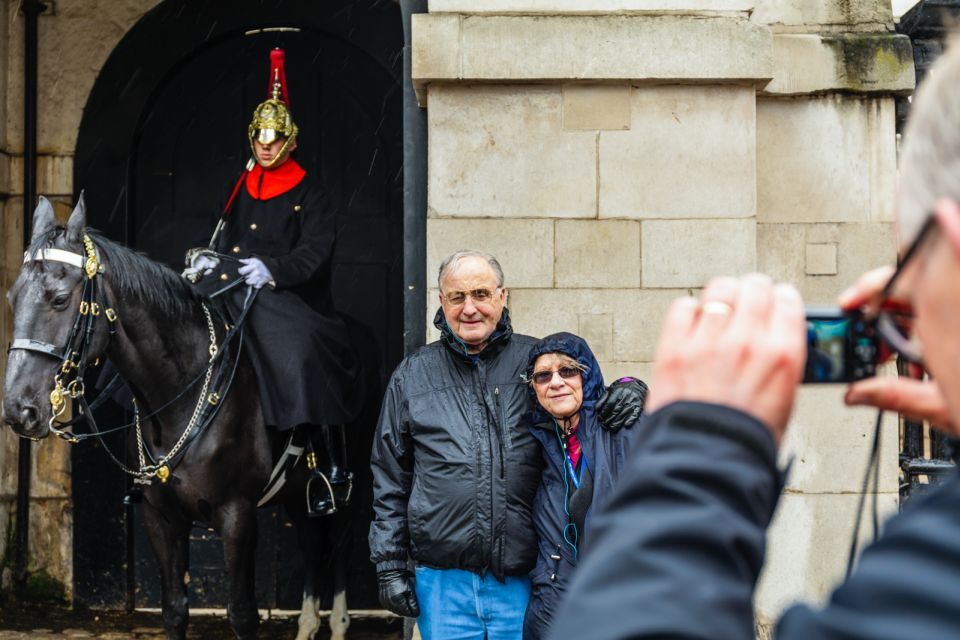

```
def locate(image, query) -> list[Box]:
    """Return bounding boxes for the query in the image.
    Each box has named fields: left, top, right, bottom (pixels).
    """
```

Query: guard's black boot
left=306, top=424, right=352, bottom=517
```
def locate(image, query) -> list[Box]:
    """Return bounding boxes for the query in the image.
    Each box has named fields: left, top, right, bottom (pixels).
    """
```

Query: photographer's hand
left=839, top=266, right=955, bottom=433
left=646, top=274, right=806, bottom=444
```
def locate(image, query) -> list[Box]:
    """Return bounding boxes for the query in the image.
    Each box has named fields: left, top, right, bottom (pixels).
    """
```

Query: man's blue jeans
left=415, top=566, right=531, bottom=640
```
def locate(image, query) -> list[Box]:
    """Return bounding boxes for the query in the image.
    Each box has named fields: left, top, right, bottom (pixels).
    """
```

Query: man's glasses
left=530, top=366, right=582, bottom=386
left=442, top=288, right=499, bottom=306
left=875, top=214, right=937, bottom=365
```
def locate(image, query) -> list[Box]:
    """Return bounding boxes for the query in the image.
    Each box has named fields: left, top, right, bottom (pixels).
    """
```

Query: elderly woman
left=522, top=332, right=646, bottom=640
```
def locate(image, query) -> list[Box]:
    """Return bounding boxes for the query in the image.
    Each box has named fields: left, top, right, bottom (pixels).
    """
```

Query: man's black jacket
left=551, top=401, right=960, bottom=639
left=369, top=308, right=541, bottom=580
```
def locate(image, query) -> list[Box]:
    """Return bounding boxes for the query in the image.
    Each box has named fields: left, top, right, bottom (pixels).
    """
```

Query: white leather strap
left=23, top=248, right=86, bottom=269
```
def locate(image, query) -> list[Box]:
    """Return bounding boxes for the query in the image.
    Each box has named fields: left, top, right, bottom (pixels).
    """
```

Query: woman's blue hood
left=525, top=332, right=605, bottom=426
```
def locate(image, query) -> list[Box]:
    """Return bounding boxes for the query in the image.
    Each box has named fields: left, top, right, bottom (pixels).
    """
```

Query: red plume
left=268, top=48, right=291, bottom=106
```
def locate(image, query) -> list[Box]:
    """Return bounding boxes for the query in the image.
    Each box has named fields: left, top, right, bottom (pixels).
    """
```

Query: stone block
left=804, top=242, right=837, bottom=275
left=5, top=3, right=152, bottom=153
left=756, top=492, right=899, bottom=620
left=8, top=155, right=74, bottom=197
left=0, top=151, right=9, bottom=196
left=578, top=314, right=613, bottom=361
left=508, top=288, right=681, bottom=361
left=555, top=220, right=640, bottom=288
left=751, top=0, right=893, bottom=30
left=32, top=436, right=72, bottom=499
left=758, top=222, right=896, bottom=304
left=429, top=0, right=755, bottom=13
left=757, top=96, right=896, bottom=224
left=413, top=15, right=772, bottom=84
left=426, top=218, right=555, bottom=289
left=779, top=383, right=899, bottom=494
left=765, top=34, right=914, bottom=96
left=600, top=86, right=756, bottom=219
left=597, top=361, right=655, bottom=385
left=428, top=85, right=597, bottom=218
left=412, top=13, right=460, bottom=103
left=563, top=85, right=631, bottom=131
left=642, top=218, right=757, bottom=288
left=25, top=498, right=74, bottom=601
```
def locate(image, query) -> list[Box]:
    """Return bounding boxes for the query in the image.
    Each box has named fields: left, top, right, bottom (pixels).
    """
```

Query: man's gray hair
left=899, top=36, right=960, bottom=245
left=437, top=250, right=505, bottom=289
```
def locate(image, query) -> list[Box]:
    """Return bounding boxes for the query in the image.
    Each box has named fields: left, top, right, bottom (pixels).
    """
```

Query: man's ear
left=501, top=287, right=508, bottom=306
left=934, top=198, right=960, bottom=259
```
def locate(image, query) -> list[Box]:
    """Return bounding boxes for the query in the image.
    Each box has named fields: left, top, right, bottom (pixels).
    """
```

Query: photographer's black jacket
left=551, top=401, right=960, bottom=640
left=369, top=309, right=541, bottom=580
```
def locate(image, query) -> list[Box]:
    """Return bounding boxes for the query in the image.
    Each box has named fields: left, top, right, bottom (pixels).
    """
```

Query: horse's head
left=3, top=194, right=110, bottom=439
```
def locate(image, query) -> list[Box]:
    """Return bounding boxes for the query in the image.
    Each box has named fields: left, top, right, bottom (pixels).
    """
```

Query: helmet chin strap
left=252, top=133, right=297, bottom=170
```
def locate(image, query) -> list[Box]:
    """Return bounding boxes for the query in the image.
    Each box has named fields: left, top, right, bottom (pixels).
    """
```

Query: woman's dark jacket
left=368, top=308, right=542, bottom=581
left=196, top=165, right=362, bottom=429
left=524, top=332, right=636, bottom=639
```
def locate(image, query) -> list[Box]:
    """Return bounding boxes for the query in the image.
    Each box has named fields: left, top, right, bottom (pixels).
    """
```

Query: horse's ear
left=65, top=191, right=87, bottom=245
left=31, top=196, right=56, bottom=241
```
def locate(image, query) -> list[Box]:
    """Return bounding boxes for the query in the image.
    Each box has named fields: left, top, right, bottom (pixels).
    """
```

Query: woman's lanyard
left=563, top=442, right=585, bottom=490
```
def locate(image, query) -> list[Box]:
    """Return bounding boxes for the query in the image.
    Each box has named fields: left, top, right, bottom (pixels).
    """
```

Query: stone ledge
left=7, top=155, right=74, bottom=197
left=751, top=0, right=893, bottom=32
left=413, top=14, right=773, bottom=104
left=764, top=34, right=914, bottom=96
left=428, top=0, right=754, bottom=14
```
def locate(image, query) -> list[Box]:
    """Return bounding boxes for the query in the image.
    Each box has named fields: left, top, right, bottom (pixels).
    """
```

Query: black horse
left=3, top=196, right=361, bottom=640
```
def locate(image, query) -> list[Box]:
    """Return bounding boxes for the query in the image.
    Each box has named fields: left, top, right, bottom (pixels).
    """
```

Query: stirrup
left=306, top=472, right=338, bottom=517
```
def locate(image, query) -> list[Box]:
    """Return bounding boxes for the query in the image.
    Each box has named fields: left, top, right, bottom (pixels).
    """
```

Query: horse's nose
left=2, top=399, right=39, bottom=431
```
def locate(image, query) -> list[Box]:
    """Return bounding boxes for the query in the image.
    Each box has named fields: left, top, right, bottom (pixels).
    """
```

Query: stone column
left=0, top=0, right=157, bottom=599
left=751, top=2, right=912, bottom=634
left=413, top=0, right=913, bottom=634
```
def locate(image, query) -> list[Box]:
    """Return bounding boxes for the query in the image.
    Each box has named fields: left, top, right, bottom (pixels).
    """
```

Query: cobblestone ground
left=0, top=605, right=404, bottom=639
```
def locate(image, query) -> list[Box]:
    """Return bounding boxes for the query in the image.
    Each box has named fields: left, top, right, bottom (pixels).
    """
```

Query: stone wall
left=0, top=0, right=160, bottom=599
left=414, top=0, right=912, bottom=632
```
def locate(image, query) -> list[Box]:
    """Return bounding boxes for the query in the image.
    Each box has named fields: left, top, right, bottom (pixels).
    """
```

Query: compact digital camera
left=803, top=307, right=880, bottom=384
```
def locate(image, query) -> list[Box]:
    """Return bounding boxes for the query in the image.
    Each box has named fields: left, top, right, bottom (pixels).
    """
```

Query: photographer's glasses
left=876, top=214, right=937, bottom=365
left=530, top=366, right=582, bottom=386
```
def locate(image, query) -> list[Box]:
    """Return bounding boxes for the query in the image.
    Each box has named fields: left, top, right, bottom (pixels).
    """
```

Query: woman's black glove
left=377, top=569, right=420, bottom=618
left=596, top=377, right=649, bottom=432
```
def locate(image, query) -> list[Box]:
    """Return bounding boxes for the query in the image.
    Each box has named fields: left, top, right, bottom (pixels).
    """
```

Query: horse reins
left=10, top=233, right=252, bottom=485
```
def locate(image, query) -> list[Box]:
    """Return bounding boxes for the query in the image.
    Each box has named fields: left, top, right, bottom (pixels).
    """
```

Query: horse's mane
left=27, top=226, right=202, bottom=321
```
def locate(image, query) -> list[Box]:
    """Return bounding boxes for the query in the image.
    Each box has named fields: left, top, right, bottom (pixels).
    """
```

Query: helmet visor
left=255, top=128, right=279, bottom=145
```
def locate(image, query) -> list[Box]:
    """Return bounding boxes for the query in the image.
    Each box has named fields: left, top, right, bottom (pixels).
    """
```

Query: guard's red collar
left=246, top=158, right=306, bottom=200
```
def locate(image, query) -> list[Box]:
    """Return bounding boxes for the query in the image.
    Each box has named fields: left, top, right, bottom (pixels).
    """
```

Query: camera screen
left=805, top=317, right=849, bottom=383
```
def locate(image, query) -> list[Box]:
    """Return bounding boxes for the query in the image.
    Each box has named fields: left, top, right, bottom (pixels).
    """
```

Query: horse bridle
left=9, top=235, right=118, bottom=440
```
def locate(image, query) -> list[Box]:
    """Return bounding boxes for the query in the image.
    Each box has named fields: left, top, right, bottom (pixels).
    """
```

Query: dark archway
left=72, top=0, right=404, bottom=610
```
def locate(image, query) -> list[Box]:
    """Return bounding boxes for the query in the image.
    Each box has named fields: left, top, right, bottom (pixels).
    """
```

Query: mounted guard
left=184, top=48, right=363, bottom=516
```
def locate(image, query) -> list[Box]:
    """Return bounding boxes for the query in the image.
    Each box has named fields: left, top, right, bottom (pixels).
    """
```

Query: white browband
left=23, top=248, right=87, bottom=269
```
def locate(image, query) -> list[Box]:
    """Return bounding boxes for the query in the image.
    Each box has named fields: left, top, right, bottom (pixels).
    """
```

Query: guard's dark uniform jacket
left=197, top=159, right=362, bottom=430
left=551, top=401, right=960, bottom=640
left=369, top=308, right=541, bottom=581
left=523, top=333, right=636, bottom=640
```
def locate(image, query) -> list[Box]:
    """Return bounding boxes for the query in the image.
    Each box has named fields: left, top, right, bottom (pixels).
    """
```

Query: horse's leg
left=143, top=505, right=190, bottom=640
left=288, top=505, right=323, bottom=640
left=220, top=501, right=260, bottom=640
left=329, top=509, right=351, bottom=640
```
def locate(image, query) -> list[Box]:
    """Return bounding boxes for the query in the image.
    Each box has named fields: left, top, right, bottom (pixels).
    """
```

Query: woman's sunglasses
left=530, top=366, right=581, bottom=386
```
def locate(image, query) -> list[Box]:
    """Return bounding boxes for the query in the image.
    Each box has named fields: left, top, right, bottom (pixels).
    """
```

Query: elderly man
left=369, top=250, right=644, bottom=639
left=550, top=39, right=960, bottom=640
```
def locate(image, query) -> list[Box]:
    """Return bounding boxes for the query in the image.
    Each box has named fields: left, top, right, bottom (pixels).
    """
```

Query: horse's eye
left=51, top=293, right=70, bottom=308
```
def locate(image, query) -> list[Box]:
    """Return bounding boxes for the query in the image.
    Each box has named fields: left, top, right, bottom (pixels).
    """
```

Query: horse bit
left=9, top=234, right=221, bottom=485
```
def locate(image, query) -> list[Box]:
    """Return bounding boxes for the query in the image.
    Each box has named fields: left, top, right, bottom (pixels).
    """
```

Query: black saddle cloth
left=195, top=273, right=364, bottom=431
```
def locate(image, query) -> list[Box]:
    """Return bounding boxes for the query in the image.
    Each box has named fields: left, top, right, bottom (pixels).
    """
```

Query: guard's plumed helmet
left=248, top=48, right=298, bottom=168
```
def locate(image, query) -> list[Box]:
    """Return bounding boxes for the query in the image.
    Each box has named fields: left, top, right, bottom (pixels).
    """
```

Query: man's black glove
left=596, top=377, right=649, bottom=432
left=377, top=569, right=420, bottom=618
